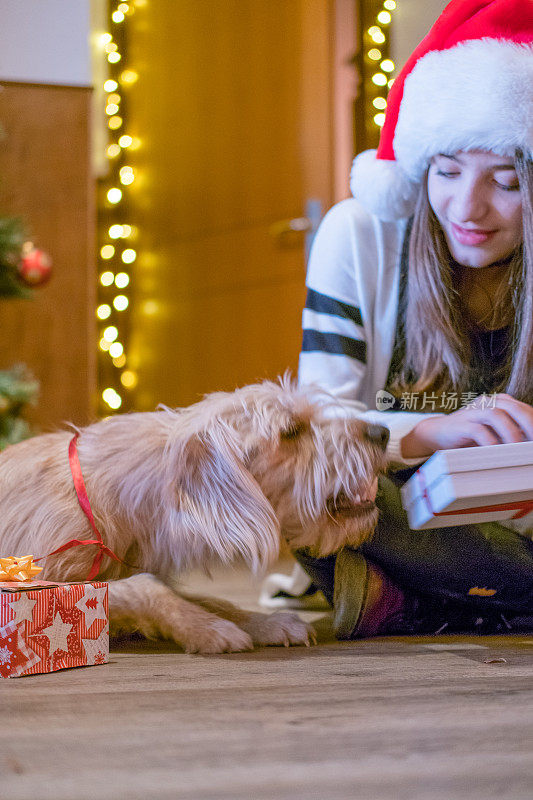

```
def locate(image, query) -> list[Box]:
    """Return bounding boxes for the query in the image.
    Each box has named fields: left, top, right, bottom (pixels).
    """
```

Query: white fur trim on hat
left=395, top=39, right=533, bottom=182
left=351, top=39, right=533, bottom=220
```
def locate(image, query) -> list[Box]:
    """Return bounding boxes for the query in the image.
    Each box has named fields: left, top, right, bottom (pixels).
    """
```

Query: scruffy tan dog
left=0, top=378, right=388, bottom=653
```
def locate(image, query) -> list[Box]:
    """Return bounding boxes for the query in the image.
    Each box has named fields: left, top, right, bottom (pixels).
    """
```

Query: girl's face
left=427, top=150, right=523, bottom=268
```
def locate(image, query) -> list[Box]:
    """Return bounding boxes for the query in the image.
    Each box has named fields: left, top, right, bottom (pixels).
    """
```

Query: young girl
left=288, top=0, right=533, bottom=637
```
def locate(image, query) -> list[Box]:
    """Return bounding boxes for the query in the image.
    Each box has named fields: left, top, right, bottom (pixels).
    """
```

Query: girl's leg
left=293, top=547, right=479, bottom=639
left=294, top=473, right=533, bottom=638
left=291, top=550, right=336, bottom=606
left=360, top=474, right=533, bottom=614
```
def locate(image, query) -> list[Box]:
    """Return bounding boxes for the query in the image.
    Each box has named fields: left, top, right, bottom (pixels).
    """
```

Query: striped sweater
left=298, top=197, right=437, bottom=468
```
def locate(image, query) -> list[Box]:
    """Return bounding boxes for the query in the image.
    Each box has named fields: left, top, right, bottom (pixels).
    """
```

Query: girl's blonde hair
left=390, top=150, right=533, bottom=407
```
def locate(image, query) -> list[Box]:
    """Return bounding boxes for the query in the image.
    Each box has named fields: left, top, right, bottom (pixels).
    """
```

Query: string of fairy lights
left=356, top=0, right=398, bottom=152
left=96, top=0, right=140, bottom=414
left=367, top=0, right=397, bottom=127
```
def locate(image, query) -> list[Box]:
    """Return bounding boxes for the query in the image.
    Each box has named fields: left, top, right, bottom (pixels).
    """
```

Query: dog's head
left=226, top=377, right=389, bottom=558
left=162, top=376, right=388, bottom=570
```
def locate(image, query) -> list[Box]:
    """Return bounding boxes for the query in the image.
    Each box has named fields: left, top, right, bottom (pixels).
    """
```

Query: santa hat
left=350, top=0, right=533, bottom=220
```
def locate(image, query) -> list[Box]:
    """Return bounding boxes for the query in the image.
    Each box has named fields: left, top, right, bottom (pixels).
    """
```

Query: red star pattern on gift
left=29, top=595, right=84, bottom=669
left=0, top=621, right=35, bottom=678
left=81, top=622, right=109, bottom=666
left=8, top=593, right=38, bottom=626
left=75, top=584, right=108, bottom=632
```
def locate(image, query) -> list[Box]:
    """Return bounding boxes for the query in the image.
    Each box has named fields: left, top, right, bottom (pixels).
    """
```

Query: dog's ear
left=166, top=423, right=280, bottom=573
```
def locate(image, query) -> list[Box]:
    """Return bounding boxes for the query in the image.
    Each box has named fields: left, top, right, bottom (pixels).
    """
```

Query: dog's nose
left=363, top=423, right=390, bottom=449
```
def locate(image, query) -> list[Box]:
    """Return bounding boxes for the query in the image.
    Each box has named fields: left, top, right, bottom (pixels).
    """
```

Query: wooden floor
left=2, top=562, right=533, bottom=800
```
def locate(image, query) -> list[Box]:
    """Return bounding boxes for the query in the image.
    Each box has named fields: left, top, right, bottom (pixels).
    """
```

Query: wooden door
left=0, top=82, right=95, bottom=431
left=122, top=0, right=357, bottom=409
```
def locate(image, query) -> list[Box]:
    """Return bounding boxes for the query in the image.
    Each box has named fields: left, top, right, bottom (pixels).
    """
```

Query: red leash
left=35, top=434, right=127, bottom=580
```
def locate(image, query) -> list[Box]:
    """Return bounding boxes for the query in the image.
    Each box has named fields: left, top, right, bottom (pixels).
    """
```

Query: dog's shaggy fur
left=0, top=378, right=388, bottom=653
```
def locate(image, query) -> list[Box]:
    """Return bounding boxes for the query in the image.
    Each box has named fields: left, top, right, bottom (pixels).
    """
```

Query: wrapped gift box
left=0, top=580, right=108, bottom=678
left=401, top=441, right=533, bottom=530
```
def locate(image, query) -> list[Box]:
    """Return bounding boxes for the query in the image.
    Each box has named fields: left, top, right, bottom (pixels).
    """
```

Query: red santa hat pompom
left=350, top=0, right=533, bottom=220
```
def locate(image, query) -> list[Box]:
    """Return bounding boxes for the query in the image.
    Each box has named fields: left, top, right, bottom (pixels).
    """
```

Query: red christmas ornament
left=17, top=242, right=52, bottom=287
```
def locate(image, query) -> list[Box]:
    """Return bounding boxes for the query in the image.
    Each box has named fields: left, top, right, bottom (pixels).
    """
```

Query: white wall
left=391, top=0, right=450, bottom=71
left=0, top=0, right=91, bottom=86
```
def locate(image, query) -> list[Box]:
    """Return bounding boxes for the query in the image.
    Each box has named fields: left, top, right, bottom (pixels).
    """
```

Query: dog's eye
left=280, top=420, right=306, bottom=441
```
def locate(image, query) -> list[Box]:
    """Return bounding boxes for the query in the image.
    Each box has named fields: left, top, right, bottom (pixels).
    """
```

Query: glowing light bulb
left=118, top=4, right=130, bottom=13
left=103, top=326, right=119, bottom=342
left=99, top=338, right=111, bottom=352
left=104, top=79, right=118, bottom=92
left=372, top=73, right=388, bottom=86
left=109, top=224, right=123, bottom=239
left=119, top=135, right=133, bottom=148
left=119, top=166, right=134, bottom=185
left=112, top=10, right=125, bottom=22
left=106, top=104, right=119, bottom=116
left=113, top=354, right=127, bottom=368
left=104, top=42, right=118, bottom=54
left=373, top=97, right=387, bottom=110
left=368, top=48, right=381, bottom=60
left=102, top=388, right=122, bottom=409
left=388, top=78, right=395, bottom=89
left=108, top=52, right=121, bottom=64
left=370, top=30, right=386, bottom=44
left=120, top=69, right=138, bottom=85
left=115, top=272, right=130, bottom=288
left=113, top=295, right=129, bottom=311
left=106, top=144, right=121, bottom=159
left=384, top=0, right=396, bottom=10
left=100, top=33, right=112, bottom=45
left=373, top=112, right=386, bottom=127
left=107, top=93, right=121, bottom=104
left=121, top=370, right=138, bottom=388
left=100, top=245, right=115, bottom=259
left=107, top=188, right=122, bottom=204
left=121, top=249, right=136, bottom=264
left=100, top=271, right=115, bottom=286
left=377, top=11, right=391, bottom=24
left=142, top=300, right=159, bottom=316
left=109, top=342, right=124, bottom=358
left=121, top=225, right=133, bottom=238
left=97, top=304, right=112, bottom=320
left=380, top=59, right=395, bottom=72
left=108, top=116, right=123, bottom=130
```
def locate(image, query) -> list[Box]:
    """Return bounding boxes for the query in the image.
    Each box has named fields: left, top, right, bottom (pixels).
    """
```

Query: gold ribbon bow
left=0, top=556, right=43, bottom=582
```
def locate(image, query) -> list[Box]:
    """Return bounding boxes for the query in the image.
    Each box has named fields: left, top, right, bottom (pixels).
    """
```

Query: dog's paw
left=183, top=617, right=254, bottom=654
left=242, top=611, right=316, bottom=648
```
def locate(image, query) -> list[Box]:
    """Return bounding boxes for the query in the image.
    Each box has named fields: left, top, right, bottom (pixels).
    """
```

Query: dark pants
left=295, top=470, right=533, bottom=628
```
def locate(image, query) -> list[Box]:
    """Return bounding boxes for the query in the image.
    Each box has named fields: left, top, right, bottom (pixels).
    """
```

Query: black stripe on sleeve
left=301, top=330, right=367, bottom=363
left=305, top=288, right=363, bottom=327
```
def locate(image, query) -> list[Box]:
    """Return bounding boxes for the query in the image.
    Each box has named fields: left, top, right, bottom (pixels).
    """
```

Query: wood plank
left=1, top=564, right=532, bottom=800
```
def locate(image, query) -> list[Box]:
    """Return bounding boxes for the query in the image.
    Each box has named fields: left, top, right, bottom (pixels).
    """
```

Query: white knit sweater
left=297, top=197, right=533, bottom=537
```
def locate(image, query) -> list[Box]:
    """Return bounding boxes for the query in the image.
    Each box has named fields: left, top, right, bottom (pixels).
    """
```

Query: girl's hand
left=400, top=394, right=533, bottom=460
